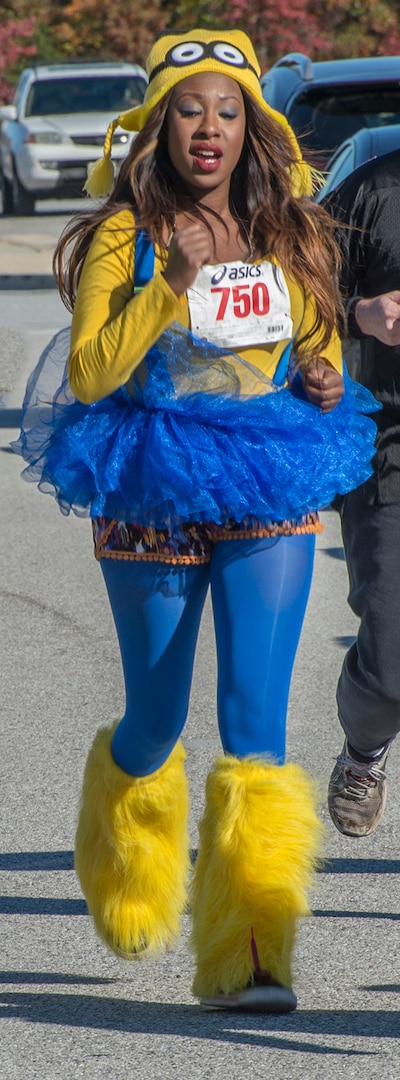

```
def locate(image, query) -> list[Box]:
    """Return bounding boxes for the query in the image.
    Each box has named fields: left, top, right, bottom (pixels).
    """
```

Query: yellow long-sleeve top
left=69, top=209, right=342, bottom=405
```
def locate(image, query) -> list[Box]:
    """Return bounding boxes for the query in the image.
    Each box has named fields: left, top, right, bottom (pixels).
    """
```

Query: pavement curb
left=0, top=274, right=56, bottom=290
left=0, top=408, right=22, bottom=427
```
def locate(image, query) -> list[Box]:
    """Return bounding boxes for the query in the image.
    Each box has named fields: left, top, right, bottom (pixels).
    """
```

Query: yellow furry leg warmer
left=75, top=725, right=190, bottom=958
left=191, top=755, right=323, bottom=998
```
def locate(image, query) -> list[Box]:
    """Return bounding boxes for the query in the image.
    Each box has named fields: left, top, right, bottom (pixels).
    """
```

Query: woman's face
left=166, top=72, right=246, bottom=198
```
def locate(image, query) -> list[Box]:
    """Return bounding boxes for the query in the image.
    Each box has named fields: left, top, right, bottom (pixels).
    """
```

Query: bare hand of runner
left=354, top=292, right=400, bottom=346
left=163, top=224, right=213, bottom=296
left=302, top=358, right=344, bottom=413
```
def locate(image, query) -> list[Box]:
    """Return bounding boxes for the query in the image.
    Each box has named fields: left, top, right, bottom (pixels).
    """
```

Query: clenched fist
left=163, top=223, right=213, bottom=296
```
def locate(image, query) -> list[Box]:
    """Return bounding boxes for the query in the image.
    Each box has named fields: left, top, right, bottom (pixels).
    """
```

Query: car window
left=323, top=144, right=355, bottom=192
left=289, top=85, right=400, bottom=159
left=24, top=75, right=147, bottom=117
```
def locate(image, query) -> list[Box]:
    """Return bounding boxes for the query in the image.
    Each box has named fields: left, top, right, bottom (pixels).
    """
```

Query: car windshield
left=289, top=85, right=400, bottom=164
left=25, top=75, right=147, bottom=116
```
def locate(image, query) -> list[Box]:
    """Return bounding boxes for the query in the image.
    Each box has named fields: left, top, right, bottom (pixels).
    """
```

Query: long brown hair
left=54, top=86, right=344, bottom=362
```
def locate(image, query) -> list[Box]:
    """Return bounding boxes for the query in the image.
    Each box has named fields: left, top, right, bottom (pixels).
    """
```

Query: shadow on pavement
left=0, top=970, right=115, bottom=986
left=313, top=908, right=400, bottom=921
left=0, top=850, right=74, bottom=870
left=0, top=408, right=21, bottom=427
left=1, top=850, right=399, bottom=876
left=0, top=991, right=386, bottom=1053
left=333, top=635, right=356, bottom=648
left=321, top=546, right=346, bottom=561
left=323, top=857, right=400, bottom=874
left=0, top=896, right=87, bottom=915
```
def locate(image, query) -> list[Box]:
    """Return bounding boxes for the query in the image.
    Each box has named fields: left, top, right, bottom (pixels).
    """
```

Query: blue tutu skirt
left=12, top=322, right=380, bottom=528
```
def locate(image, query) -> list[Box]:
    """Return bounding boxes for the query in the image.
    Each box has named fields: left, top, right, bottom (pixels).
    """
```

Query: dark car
left=314, top=123, right=400, bottom=201
left=261, top=53, right=400, bottom=166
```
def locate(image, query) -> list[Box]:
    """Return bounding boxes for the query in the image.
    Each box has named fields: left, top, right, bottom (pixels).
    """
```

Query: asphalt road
left=0, top=213, right=399, bottom=1080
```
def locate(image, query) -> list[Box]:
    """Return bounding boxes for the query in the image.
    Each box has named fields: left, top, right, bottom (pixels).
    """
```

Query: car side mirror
left=0, top=104, right=18, bottom=121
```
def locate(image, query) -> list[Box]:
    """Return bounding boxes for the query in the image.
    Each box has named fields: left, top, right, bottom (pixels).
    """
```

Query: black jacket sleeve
left=322, top=150, right=400, bottom=339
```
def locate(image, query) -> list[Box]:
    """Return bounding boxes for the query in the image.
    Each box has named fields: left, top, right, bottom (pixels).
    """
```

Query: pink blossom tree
left=0, top=17, right=37, bottom=102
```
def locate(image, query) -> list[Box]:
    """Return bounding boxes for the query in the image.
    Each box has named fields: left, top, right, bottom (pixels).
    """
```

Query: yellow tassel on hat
left=83, top=117, right=120, bottom=198
left=84, top=156, right=115, bottom=198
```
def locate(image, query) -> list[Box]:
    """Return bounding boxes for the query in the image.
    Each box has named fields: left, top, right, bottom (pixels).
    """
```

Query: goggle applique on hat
left=149, top=39, right=259, bottom=82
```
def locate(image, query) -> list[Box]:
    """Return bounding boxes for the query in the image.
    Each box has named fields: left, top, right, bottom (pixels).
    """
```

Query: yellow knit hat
left=84, top=28, right=314, bottom=199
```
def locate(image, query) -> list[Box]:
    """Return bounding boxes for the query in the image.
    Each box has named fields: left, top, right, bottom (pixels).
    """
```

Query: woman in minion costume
left=14, top=28, right=379, bottom=1011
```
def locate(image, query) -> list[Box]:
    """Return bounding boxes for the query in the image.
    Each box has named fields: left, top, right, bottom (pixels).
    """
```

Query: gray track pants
left=336, top=487, right=400, bottom=754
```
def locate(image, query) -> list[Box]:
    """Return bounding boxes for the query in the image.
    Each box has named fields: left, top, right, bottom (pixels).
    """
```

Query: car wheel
left=12, top=167, right=35, bottom=215
left=0, top=171, right=14, bottom=214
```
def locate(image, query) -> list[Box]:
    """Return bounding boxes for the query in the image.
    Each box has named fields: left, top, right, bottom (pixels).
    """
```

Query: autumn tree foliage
left=1, top=0, right=400, bottom=103
left=311, top=0, right=400, bottom=59
left=0, top=17, right=37, bottom=101
left=168, top=0, right=327, bottom=70
left=49, top=0, right=170, bottom=66
left=170, top=0, right=400, bottom=69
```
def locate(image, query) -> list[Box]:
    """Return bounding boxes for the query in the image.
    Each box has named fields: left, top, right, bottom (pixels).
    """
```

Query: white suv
left=0, top=61, right=148, bottom=214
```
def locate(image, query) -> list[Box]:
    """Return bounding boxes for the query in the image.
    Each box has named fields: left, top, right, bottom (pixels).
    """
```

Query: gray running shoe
left=201, top=976, right=297, bottom=1013
left=328, top=741, right=389, bottom=837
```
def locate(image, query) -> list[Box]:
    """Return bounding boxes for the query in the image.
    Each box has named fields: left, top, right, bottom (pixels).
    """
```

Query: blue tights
left=100, top=533, right=315, bottom=776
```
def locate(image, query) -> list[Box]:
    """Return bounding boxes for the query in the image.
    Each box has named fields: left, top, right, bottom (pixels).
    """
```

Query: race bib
left=187, top=260, right=293, bottom=348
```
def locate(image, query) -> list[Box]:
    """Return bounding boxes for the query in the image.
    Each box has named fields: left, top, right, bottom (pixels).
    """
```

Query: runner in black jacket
left=323, top=148, right=400, bottom=837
